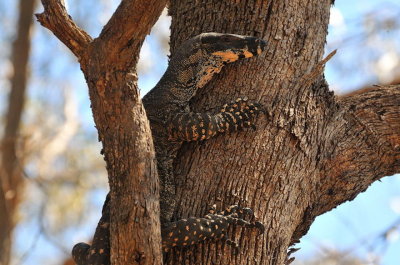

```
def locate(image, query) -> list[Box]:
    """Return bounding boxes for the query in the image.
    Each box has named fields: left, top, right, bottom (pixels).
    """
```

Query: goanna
left=72, top=33, right=266, bottom=264
left=142, top=32, right=266, bottom=224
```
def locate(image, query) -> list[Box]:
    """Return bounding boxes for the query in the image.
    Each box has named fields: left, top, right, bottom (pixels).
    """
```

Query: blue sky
left=1, top=0, right=400, bottom=264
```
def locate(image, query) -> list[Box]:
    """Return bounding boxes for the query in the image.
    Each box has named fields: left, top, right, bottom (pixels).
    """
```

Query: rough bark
left=165, top=0, right=400, bottom=264
left=0, top=0, right=36, bottom=264
left=36, top=0, right=167, bottom=264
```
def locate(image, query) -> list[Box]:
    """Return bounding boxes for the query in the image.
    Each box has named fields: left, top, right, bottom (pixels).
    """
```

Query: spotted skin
left=142, top=33, right=267, bottom=223
left=161, top=205, right=264, bottom=252
left=168, top=98, right=264, bottom=142
left=72, top=243, right=90, bottom=265
left=72, top=201, right=264, bottom=264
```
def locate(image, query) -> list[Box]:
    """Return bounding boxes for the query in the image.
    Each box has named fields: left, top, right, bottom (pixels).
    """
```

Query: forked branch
left=36, top=0, right=92, bottom=58
left=96, top=0, right=167, bottom=68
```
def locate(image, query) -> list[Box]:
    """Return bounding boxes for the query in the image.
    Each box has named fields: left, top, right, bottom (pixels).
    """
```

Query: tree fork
left=37, top=0, right=167, bottom=264
left=35, top=0, right=400, bottom=264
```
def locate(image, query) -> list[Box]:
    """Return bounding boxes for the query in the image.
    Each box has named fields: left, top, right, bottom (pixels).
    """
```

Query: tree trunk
left=165, top=0, right=400, bottom=264
left=0, top=0, right=36, bottom=264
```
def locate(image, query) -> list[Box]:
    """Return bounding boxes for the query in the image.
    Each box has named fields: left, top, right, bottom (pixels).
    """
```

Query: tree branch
left=343, top=85, right=400, bottom=150
left=96, top=0, right=167, bottom=68
left=35, top=0, right=92, bottom=58
left=36, top=1, right=165, bottom=263
left=317, top=84, right=400, bottom=215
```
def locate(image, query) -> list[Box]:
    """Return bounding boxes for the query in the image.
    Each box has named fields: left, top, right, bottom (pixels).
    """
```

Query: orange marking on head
left=243, top=50, right=254, bottom=58
left=212, top=51, right=240, bottom=62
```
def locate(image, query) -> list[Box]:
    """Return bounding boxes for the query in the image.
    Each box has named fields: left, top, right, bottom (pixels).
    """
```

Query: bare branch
left=36, top=0, right=92, bottom=58
left=97, top=0, right=167, bottom=67
left=316, top=84, right=400, bottom=215
left=342, top=84, right=400, bottom=151
left=299, top=50, right=337, bottom=88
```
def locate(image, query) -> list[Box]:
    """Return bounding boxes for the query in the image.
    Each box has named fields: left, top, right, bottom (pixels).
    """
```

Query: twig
left=300, top=50, right=337, bottom=88
left=35, top=0, right=92, bottom=58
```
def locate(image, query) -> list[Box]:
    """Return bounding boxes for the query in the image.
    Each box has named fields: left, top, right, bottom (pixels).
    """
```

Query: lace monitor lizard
left=72, top=33, right=266, bottom=264
left=143, top=32, right=266, bottom=224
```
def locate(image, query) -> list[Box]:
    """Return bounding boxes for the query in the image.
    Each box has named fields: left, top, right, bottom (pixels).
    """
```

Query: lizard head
left=198, top=32, right=266, bottom=62
left=171, top=33, right=266, bottom=89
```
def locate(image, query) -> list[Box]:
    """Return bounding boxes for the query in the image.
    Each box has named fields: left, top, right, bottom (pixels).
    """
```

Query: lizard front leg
left=167, top=98, right=265, bottom=142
